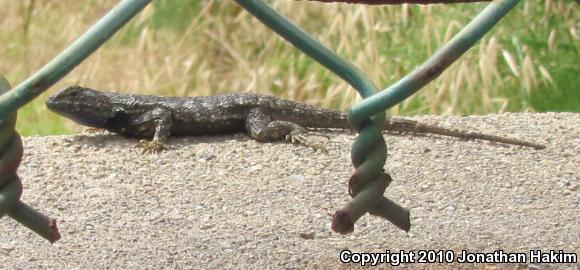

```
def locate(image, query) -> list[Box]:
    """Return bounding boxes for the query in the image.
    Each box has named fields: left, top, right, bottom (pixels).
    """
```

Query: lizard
left=45, top=86, right=546, bottom=152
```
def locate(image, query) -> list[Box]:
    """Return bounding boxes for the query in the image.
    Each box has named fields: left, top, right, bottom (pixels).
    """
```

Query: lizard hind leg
left=245, top=108, right=327, bottom=152
left=133, top=107, right=174, bottom=154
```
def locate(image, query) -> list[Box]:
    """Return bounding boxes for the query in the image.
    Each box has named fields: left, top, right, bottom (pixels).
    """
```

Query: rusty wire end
left=331, top=210, right=355, bottom=234
left=48, top=218, right=61, bottom=243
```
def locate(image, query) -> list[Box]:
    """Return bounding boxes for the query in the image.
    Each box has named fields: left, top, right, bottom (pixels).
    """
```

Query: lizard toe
left=135, top=140, right=171, bottom=154
left=285, top=132, right=328, bottom=153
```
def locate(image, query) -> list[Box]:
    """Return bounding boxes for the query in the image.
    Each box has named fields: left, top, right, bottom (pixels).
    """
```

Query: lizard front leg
left=245, top=108, right=326, bottom=152
left=134, top=107, right=173, bottom=153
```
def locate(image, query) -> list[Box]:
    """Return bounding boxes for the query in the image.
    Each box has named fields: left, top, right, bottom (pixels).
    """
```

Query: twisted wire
left=0, top=75, right=60, bottom=242
left=237, top=0, right=520, bottom=234
left=236, top=0, right=410, bottom=234
left=0, top=0, right=151, bottom=241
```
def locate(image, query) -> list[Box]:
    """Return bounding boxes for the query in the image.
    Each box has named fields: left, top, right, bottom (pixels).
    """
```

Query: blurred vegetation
left=0, top=0, right=577, bottom=136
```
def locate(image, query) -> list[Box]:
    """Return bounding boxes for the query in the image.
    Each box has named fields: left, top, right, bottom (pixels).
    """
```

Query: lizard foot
left=135, top=140, right=171, bottom=154
left=285, top=131, right=328, bottom=153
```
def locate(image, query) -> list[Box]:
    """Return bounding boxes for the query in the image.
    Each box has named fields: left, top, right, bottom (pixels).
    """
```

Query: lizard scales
left=45, top=86, right=545, bottom=150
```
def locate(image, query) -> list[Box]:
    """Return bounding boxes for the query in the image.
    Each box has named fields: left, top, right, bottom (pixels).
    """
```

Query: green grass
left=1, top=1, right=577, bottom=136
left=17, top=96, right=70, bottom=136
left=524, top=9, right=580, bottom=112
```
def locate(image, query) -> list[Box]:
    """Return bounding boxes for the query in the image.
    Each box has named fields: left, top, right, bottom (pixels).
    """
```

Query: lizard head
left=46, top=86, right=116, bottom=128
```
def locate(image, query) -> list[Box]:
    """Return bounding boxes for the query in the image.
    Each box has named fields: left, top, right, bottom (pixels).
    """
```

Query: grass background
left=0, top=0, right=578, bottom=136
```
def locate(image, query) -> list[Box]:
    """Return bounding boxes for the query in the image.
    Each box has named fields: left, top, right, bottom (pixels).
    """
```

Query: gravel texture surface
left=1, top=112, right=578, bottom=269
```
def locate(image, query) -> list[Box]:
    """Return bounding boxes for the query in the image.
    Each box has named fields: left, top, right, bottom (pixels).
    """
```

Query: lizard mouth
left=45, top=94, right=69, bottom=115
left=45, top=91, right=75, bottom=116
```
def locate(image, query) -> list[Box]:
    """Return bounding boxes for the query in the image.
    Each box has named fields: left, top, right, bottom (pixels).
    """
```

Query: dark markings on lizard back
left=45, top=86, right=546, bottom=150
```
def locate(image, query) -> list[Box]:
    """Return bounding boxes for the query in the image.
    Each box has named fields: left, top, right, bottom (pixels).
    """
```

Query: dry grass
left=0, top=1, right=576, bottom=135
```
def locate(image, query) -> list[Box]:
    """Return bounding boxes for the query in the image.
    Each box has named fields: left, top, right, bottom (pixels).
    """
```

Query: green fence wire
left=0, top=0, right=152, bottom=242
left=0, top=0, right=519, bottom=241
left=236, top=0, right=520, bottom=234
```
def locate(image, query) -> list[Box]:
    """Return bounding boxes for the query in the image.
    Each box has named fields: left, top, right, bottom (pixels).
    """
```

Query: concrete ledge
left=1, top=112, right=578, bottom=269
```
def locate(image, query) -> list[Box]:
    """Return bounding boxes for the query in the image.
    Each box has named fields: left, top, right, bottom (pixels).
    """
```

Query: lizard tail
left=384, top=117, right=546, bottom=150
left=289, top=101, right=545, bottom=150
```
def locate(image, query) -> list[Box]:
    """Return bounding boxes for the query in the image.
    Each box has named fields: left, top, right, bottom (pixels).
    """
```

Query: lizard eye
left=67, top=91, right=78, bottom=98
